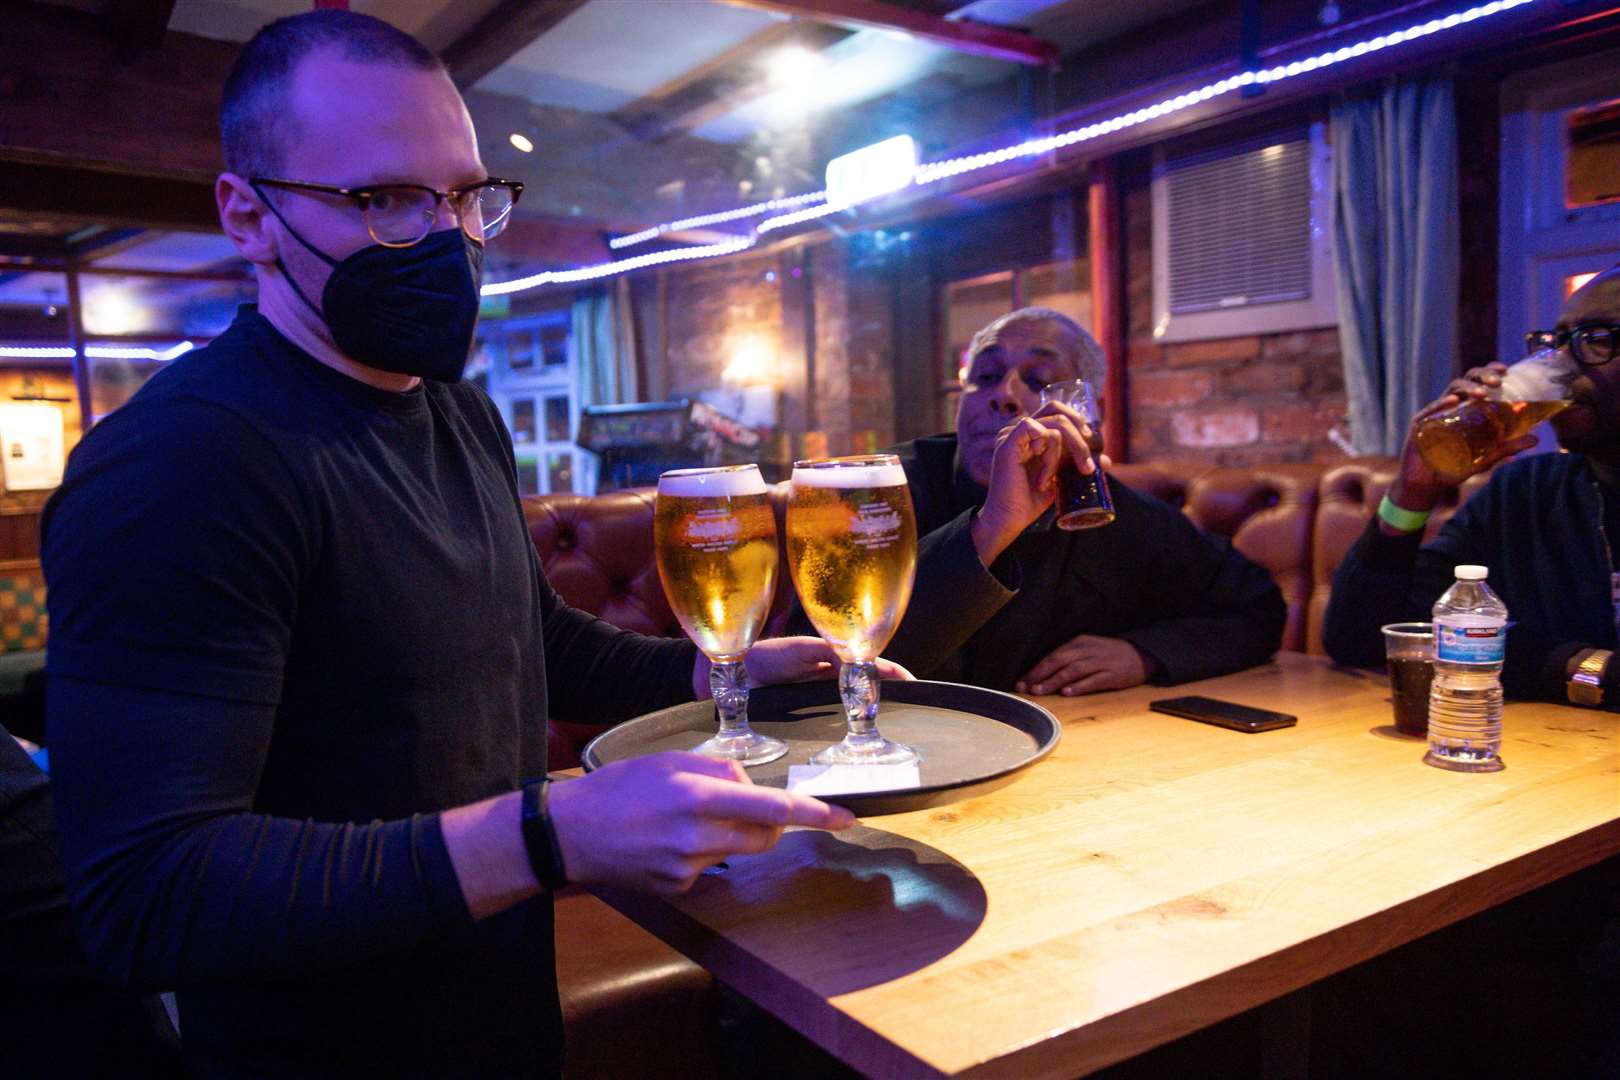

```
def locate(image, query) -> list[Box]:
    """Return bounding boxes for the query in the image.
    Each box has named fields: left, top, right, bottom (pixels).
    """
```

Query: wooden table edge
left=589, top=817, right=1620, bottom=1078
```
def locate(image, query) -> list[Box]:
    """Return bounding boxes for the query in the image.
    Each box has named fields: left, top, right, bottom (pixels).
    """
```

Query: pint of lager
left=787, top=455, right=919, bottom=767
left=785, top=457, right=916, bottom=663
left=654, top=466, right=778, bottom=662
left=1414, top=348, right=1575, bottom=478
left=654, top=464, right=786, bottom=765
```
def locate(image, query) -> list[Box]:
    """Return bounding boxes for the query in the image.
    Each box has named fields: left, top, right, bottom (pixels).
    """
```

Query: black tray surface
left=581, top=679, right=1060, bottom=816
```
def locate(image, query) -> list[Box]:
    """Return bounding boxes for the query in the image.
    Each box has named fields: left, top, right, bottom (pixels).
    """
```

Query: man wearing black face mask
left=39, top=12, right=867, bottom=1079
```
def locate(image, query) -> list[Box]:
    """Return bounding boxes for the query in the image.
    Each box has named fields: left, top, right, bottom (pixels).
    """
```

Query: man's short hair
left=967, top=307, right=1108, bottom=388
left=220, top=10, right=445, bottom=180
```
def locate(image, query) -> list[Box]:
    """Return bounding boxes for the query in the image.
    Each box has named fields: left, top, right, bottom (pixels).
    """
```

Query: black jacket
left=803, top=434, right=1286, bottom=690
left=1324, top=451, right=1620, bottom=705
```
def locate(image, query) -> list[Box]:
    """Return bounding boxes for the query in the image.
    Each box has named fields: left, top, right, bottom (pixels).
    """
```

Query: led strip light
left=607, top=191, right=828, bottom=250
left=480, top=0, right=1537, bottom=298
left=0, top=341, right=196, bottom=361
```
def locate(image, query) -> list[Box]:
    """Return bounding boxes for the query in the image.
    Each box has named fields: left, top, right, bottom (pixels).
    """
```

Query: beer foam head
left=1500, top=348, right=1576, bottom=403
left=658, top=465, right=766, bottom=497
left=791, top=456, right=907, bottom=489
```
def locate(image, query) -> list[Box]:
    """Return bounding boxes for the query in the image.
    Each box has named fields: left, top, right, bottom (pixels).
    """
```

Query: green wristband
left=1377, top=494, right=1431, bottom=533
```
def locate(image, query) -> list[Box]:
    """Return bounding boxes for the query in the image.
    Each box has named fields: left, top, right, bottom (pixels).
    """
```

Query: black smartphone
left=1148, top=695, right=1297, bottom=733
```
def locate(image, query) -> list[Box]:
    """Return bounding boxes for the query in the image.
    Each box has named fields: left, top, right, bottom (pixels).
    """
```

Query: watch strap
left=520, top=779, right=569, bottom=891
left=1567, top=648, right=1611, bottom=707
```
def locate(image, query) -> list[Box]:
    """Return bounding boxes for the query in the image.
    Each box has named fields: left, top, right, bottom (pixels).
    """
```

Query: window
left=1499, top=49, right=1620, bottom=360
left=1566, top=98, right=1620, bottom=210
left=1151, top=124, right=1336, bottom=342
left=477, top=306, right=581, bottom=495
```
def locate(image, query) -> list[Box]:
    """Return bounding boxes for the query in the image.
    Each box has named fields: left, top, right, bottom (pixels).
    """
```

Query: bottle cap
left=1454, top=564, right=1488, bottom=580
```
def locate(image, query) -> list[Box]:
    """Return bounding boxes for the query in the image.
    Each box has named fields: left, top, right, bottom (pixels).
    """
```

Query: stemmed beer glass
left=653, top=464, right=787, bottom=766
left=785, top=455, right=919, bottom=766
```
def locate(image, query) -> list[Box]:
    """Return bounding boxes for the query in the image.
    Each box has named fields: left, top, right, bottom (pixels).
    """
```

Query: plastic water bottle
left=1425, top=565, right=1508, bottom=772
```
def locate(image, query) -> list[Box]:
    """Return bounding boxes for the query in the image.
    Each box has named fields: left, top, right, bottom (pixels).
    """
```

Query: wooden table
left=590, top=653, right=1620, bottom=1078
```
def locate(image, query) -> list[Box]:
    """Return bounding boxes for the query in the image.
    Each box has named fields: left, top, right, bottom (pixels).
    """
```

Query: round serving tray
left=581, top=679, right=1060, bottom=816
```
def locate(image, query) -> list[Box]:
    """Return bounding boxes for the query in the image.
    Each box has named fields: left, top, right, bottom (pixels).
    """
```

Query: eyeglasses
left=1525, top=324, right=1620, bottom=367
left=251, top=177, right=525, bottom=248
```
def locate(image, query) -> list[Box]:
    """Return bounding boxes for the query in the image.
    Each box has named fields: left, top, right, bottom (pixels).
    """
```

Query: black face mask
left=261, top=194, right=484, bottom=383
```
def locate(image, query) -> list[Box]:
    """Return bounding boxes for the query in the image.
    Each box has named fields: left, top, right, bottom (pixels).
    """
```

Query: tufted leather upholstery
left=1307, top=458, right=1492, bottom=654
left=1184, top=465, right=1321, bottom=659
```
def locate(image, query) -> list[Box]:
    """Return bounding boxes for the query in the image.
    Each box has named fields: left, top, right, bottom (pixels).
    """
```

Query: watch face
left=1569, top=673, right=1604, bottom=706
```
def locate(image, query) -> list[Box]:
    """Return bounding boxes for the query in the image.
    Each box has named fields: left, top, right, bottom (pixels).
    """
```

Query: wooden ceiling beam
left=0, top=2, right=235, bottom=182
left=105, top=0, right=180, bottom=52
left=443, top=0, right=591, bottom=88
left=715, top=0, right=1059, bottom=67
left=0, top=162, right=220, bottom=235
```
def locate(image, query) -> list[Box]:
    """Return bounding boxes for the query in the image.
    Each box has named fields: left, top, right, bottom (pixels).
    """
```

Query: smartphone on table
left=1148, top=696, right=1297, bottom=733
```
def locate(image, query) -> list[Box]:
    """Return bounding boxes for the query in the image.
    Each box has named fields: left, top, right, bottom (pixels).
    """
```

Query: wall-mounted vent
left=1152, top=123, right=1336, bottom=342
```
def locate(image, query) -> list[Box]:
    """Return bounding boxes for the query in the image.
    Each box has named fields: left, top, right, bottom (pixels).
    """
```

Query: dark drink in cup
left=1389, top=656, right=1434, bottom=736
left=1039, top=378, right=1116, bottom=531
left=1380, top=622, right=1434, bottom=737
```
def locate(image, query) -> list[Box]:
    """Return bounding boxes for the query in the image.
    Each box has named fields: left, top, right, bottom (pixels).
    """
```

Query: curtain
left=1331, top=74, right=1459, bottom=456
left=570, top=280, right=639, bottom=493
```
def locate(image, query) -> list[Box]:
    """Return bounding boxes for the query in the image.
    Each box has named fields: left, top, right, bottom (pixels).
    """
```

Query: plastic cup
left=1381, top=622, right=1434, bottom=737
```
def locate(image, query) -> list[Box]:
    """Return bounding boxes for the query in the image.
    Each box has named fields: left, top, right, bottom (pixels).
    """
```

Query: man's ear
left=216, top=173, right=278, bottom=268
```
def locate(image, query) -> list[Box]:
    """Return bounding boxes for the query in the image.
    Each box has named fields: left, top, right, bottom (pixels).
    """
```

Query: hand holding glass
left=1037, top=378, right=1116, bottom=530
left=1413, top=348, right=1576, bottom=478
left=786, top=455, right=919, bottom=766
left=654, top=465, right=787, bottom=766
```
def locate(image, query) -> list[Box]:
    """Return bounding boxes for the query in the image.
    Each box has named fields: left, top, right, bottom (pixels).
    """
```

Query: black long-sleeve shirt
left=800, top=435, right=1285, bottom=690
left=1324, top=451, right=1620, bottom=705
left=42, top=309, right=696, bottom=1078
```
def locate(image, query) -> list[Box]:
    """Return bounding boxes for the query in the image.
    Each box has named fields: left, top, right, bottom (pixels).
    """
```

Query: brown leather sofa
left=530, top=455, right=1493, bottom=1078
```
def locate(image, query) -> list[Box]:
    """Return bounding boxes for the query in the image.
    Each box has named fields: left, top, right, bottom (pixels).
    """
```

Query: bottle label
left=1436, top=621, right=1506, bottom=664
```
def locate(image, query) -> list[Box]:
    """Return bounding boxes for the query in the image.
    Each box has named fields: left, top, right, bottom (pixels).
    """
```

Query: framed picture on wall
left=511, top=398, right=536, bottom=443
left=544, top=396, right=570, bottom=442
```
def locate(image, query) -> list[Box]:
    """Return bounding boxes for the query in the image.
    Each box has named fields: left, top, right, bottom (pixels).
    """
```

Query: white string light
left=607, top=191, right=828, bottom=250
left=482, top=235, right=758, bottom=296
left=0, top=341, right=196, bottom=361
left=482, top=0, right=1537, bottom=297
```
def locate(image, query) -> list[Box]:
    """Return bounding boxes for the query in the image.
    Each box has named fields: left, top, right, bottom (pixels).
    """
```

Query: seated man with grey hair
left=873, top=307, right=1284, bottom=694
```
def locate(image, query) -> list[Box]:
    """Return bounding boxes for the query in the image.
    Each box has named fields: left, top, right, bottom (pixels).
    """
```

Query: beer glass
left=1037, top=378, right=1116, bottom=530
left=786, top=455, right=919, bottom=766
left=654, top=464, right=787, bottom=766
left=1414, top=348, right=1576, bottom=478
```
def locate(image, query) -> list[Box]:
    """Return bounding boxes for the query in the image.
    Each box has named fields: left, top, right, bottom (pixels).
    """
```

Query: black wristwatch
left=520, top=779, right=569, bottom=891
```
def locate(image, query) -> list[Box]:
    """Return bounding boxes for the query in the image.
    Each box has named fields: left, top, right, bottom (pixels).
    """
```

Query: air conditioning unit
left=1151, top=122, right=1336, bottom=342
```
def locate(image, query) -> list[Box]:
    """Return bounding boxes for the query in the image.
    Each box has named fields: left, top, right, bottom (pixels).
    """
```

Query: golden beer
left=654, top=471, right=778, bottom=662
left=1414, top=398, right=1569, bottom=478
left=786, top=460, right=916, bottom=663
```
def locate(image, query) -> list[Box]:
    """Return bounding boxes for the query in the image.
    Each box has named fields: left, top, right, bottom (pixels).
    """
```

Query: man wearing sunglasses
left=38, top=11, right=862, bottom=1079
left=1324, top=262, right=1620, bottom=710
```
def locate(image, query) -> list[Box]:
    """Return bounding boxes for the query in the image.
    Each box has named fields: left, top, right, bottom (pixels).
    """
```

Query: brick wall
left=661, top=248, right=785, bottom=405
left=655, top=236, right=898, bottom=461
left=1121, top=177, right=1351, bottom=467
